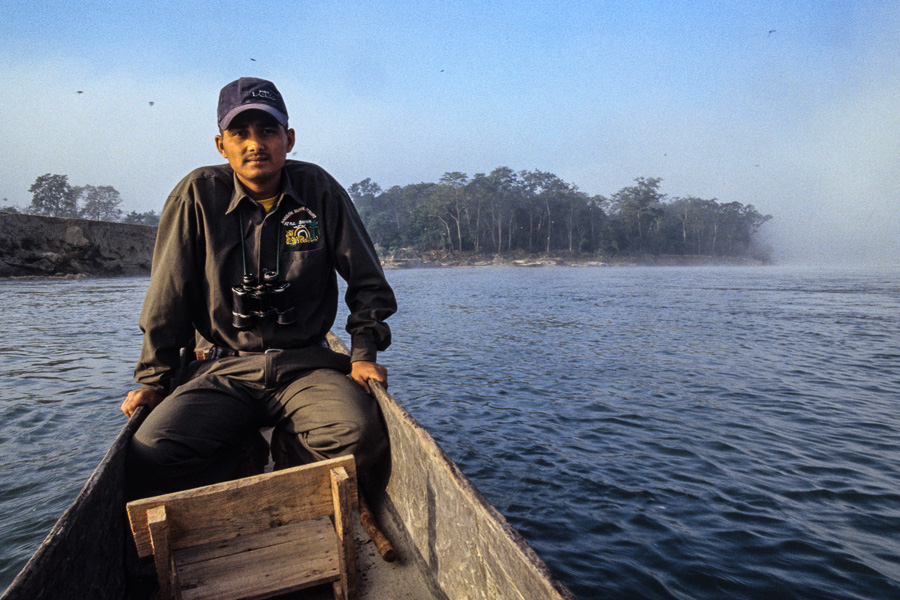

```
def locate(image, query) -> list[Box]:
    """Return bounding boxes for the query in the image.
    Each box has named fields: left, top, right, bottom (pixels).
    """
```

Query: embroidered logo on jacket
left=282, top=208, right=320, bottom=247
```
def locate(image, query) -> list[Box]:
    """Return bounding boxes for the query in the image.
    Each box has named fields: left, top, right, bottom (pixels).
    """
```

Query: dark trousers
left=127, top=350, right=387, bottom=495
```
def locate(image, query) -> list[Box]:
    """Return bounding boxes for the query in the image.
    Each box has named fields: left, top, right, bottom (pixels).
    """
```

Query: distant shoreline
left=0, top=213, right=769, bottom=280
left=381, top=252, right=771, bottom=269
left=0, top=255, right=770, bottom=281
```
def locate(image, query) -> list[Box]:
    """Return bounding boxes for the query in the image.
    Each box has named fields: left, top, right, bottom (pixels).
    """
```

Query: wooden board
left=176, top=517, right=341, bottom=600
left=127, top=456, right=357, bottom=557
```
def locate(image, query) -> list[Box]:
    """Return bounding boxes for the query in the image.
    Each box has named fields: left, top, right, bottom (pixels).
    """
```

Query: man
left=121, top=77, right=396, bottom=494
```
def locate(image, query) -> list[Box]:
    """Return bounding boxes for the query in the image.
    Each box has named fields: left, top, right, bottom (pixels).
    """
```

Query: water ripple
left=4, top=268, right=900, bottom=599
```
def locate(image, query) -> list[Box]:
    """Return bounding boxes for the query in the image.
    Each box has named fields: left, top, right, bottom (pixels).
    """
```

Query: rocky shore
left=0, top=213, right=156, bottom=278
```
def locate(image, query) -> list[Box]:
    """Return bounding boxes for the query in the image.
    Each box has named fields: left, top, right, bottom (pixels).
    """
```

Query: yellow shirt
left=256, top=196, right=277, bottom=213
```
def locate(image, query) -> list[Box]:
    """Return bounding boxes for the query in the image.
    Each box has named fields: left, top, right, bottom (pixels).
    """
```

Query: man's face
left=215, top=111, right=295, bottom=195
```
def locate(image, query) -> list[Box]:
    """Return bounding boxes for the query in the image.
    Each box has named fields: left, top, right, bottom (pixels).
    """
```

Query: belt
left=194, top=346, right=278, bottom=360
left=195, top=340, right=327, bottom=361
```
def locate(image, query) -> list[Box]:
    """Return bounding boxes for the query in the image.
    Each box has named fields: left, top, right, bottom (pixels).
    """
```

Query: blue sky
left=1, top=1, right=897, bottom=262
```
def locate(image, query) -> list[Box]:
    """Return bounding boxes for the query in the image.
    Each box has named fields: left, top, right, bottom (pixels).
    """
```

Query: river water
left=1, top=265, right=899, bottom=599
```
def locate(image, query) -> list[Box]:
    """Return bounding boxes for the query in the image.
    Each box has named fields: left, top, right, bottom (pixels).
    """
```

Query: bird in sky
left=149, top=101, right=155, bottom=106
left=768, top=29, right=776, bottom=36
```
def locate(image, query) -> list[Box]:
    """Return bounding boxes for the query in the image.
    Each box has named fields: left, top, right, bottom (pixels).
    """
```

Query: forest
left=348, top=169, right=772, bottom=261
left=9, top=169, right=772, bottom=262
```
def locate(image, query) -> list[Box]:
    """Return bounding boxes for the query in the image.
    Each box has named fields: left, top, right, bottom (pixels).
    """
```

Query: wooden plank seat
left=126, top=455, right=359, bottom=600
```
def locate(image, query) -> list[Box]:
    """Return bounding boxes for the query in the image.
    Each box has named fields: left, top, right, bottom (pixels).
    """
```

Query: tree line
left=1, top=173, right=160, bottom=226
left=7, top=169, right=773, bottom=260
left=349, top=168, right=772, bottom=260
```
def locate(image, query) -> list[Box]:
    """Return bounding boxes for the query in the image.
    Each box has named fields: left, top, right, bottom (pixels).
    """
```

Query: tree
left=466, top=172, right=498, bottom=252
left=583, top=195, right=611, bottom=255
left=347, top=178, right=382, bottom=220
left=716, top=202, right=771, bottom=256
left=124, top=210, right=161, bottom=226
left=361, top=182, right=437, bottom=250
left=28, top=173, right=78, bottom=217
left=608, top=177, right=665, bottom=252
left=668, top=196, right=708, bottom=255
left=488, top=167, right=522, bottom=253
left=77, top=185, right=124, bottom=221
left=522, top=170, right=570, bottom=253
left=437, top=172, right=469, bottom=252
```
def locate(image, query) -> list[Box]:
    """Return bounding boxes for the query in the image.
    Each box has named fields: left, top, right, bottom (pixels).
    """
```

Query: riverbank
left=0, top=213, right=156, bottom=278
left=0, top=213, right=768, bottom=279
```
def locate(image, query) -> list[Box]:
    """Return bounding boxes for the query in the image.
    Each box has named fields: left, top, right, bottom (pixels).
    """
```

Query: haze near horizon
left=0, top=1, right=897, bottom=265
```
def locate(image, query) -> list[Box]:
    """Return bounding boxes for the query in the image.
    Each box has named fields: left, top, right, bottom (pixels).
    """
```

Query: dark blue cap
left=217, top=77, right=288, bottom=130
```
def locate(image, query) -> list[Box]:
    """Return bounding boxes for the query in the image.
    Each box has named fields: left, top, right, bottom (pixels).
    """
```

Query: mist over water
left=759, top=211, right=900, bottom=268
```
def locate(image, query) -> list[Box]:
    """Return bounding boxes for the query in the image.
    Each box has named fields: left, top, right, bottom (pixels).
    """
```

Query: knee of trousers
left=127, top=432, right=215, bottom=481
left=303, top=419, right=388, bottom=472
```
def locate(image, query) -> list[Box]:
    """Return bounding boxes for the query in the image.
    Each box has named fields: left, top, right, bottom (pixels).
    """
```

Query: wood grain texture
left=176, top=518, right=340, bottom=600
left=127, top=456, right=357, bottom=558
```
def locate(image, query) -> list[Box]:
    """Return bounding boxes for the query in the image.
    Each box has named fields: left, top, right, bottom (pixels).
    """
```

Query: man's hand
left=349, top=360, right=388, bottom=395
left=121, top=388, right=164, bottom=418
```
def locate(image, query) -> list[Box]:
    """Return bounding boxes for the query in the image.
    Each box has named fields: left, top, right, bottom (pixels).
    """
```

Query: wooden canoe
left=1, top=333, right=576, bottom=600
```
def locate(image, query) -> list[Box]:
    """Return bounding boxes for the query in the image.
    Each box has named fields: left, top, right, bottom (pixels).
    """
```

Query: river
left=1, top=265, right=899, bottom=599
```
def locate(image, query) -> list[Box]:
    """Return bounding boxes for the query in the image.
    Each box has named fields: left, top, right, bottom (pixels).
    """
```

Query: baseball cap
left=217, top=77, right=289, bottom=130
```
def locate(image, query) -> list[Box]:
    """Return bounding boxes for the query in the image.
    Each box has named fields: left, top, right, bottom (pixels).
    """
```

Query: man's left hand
left=350, top=360, right=388, bottom=395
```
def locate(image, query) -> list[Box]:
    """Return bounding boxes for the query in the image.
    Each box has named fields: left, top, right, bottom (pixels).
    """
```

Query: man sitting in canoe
left=120, top=77, right=396, bottom=495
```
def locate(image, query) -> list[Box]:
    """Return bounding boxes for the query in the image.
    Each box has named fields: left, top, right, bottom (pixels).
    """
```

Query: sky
left=1, top=0, right=897, bottom=264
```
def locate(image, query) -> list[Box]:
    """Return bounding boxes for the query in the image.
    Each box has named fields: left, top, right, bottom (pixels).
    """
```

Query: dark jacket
left=134, top=160, right=396, bottom=394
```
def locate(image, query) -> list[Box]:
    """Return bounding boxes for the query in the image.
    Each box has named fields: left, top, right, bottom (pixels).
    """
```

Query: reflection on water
left=2, top=266, right=900, bottom=599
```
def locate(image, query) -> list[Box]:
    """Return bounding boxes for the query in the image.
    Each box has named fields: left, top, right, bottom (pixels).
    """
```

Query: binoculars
left=231, top=271, right=297, bottom=330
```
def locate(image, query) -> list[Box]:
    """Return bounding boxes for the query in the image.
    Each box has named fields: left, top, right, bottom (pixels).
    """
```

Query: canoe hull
left=2, top=335, right=575, bottom=599
left=369, top=381, right=574, bottom=599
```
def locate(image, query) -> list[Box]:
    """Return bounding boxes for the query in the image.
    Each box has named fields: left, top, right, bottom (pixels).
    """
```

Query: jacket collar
left=224, top=169, right=303, bottom=215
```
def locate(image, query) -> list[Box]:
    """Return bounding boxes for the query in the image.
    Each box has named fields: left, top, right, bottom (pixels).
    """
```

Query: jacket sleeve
left=133, top=187, right=200, bottom=394
left=327, top=180, right=397, bottom=363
